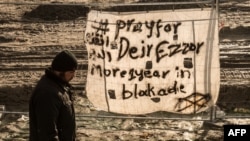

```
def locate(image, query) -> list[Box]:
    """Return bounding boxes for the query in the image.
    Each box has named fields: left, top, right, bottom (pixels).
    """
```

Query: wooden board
left=85, top=8, right=220, bottom=114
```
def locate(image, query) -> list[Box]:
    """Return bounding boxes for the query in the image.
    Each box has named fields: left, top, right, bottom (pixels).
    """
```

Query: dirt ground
left=1, top=0, right=250, bottom=141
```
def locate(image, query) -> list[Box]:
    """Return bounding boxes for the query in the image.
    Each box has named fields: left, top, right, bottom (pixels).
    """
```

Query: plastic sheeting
left=85, top=8, right=220, bottom=115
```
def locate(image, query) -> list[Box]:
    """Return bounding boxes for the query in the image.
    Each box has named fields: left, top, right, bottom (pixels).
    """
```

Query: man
left=29, top=50, right=77, bottom=141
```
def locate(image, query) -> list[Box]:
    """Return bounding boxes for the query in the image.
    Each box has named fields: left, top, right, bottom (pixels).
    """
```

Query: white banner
left=85, top=8, right=220, bottom=114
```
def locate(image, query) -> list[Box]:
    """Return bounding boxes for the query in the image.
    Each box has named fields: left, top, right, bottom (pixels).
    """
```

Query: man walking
left=29, top=50, right=78, bottom=141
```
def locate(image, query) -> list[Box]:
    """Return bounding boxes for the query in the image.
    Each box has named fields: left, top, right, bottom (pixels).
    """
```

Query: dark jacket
left=29, top=68, right=76, bottom=141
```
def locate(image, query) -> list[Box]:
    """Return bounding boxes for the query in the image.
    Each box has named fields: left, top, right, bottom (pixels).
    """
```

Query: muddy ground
left=1, top=0, right=250, bottom=140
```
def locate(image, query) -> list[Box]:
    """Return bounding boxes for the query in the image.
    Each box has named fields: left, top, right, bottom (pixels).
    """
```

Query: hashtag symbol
left=91, top=19, right=110, bottom=35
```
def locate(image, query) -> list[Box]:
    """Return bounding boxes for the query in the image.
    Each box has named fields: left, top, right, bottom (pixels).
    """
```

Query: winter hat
left=51, top=50, right=78, bottom=71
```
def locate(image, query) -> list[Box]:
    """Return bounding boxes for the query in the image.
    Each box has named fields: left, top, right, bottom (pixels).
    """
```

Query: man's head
left=51, top=50, right=78, bottom=82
